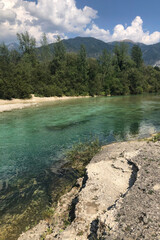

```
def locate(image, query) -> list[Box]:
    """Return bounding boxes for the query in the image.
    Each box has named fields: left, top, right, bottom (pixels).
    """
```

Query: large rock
left=18, top=140, right=160, bottom=240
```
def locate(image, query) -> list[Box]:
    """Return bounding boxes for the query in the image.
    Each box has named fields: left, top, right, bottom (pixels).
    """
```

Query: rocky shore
left=19, top=139, right=160, bottom=240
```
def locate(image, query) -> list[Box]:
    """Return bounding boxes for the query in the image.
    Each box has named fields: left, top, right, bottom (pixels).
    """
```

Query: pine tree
left=40, top=33, right=51, bottom=63
left=17, top=31, right=36, bottom=55
left=131, top=45, right=143, bottom=68
left=77, top=45, right=88, bottom=94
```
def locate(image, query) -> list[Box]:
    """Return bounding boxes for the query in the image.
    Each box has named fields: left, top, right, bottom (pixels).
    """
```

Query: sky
left=0, top=0, right=160, bottom=45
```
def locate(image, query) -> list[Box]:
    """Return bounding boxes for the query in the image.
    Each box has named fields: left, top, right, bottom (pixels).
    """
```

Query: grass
left=142, top=132, right=160, bottom=142
left=42, top=207, right=55, bottom=219
left=151, top=133, right=160, bottom=142
left=65, top=138, right=101, bottom=168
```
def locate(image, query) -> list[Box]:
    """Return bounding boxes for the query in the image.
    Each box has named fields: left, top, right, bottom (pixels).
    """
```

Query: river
left=0, top=94, right=160, bottom=239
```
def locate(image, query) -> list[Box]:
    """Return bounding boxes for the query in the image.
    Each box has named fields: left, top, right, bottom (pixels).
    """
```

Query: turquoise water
left=0, top=94, right=160, bottom=239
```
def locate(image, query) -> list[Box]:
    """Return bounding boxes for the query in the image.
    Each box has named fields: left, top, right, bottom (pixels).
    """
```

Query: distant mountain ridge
left=7, top=37, right=160, bottom=66
left=7, top=42, right=19, bottom=51
left=62, top=37, right=160, bottom=66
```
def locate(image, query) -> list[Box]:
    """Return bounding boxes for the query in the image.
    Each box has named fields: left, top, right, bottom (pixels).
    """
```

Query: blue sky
left=76, top=0, right=160, bottom=33
left=0, top=0, right=160, bottom=45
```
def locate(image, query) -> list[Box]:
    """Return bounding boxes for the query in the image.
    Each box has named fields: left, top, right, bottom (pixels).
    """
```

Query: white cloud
left=84, top=16, right=160, bottom=45
left=112, top=16, right=160, bottom=44
left=83, top=23, right=110, bottom=42
left=0, top=0, right=97, bottom=44
left=0, top=0, right=160, bottom=45
left=0, top=0, right=41, bottom=42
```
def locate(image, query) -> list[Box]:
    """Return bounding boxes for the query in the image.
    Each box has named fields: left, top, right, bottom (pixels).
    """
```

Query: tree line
left=0, top=32, right=160, bottom=99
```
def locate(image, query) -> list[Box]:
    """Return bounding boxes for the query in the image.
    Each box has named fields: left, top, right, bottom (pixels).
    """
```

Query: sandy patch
left=0, top=95, right=90, bottom=113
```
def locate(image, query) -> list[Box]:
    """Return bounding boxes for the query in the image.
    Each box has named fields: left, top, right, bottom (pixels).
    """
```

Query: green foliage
left=66, top=139, right=101, bottom=165
left=42, top=207, right=55, bottom=219
left=151, top=133, right=160, bottom=142
left=40, top=33, right=51, bottom=63
left=0, top=43, right=10, bottom=78
left=54, top=36, right=66, bottom=60
left=113, top=43, right=129, bottom=71
left=0, top=32, right=160, bottom=100
left=88, top=58, right=102, bottom=96
left=37, top=36, right=160, bottom=65
left=17, top=31, right=36, bottom=55
left=76, top=44, right=88, bottom=94
left=131, top=45, right=143, bottom=68
left=50, top=36, right=66, bottom=77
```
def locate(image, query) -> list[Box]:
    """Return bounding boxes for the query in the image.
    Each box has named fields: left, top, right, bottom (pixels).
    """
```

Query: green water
left=0, top=94, right=160, bottom=239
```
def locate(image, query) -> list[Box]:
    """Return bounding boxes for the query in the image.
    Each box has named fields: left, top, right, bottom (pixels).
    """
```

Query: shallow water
left=0, top=94, right=160, bottom=239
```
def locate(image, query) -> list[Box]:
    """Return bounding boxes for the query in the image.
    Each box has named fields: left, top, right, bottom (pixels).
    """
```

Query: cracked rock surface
left=106, top=141, right=160, bottom=240
left=18, top=140, right=160, bottom=240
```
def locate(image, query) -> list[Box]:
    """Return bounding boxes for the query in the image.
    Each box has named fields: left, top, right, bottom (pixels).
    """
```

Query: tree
left=0, top=43, right=10, bottom=77
left=77, top=45, right=88, bottom=94
left=98, top=49, right=113, bottom=95
left=154, top=66, right=160, bottom=71
left=40, top=33, right=51, bottom=63
left=53, top=36, right=66, bottom=60
left=128, top=68, right=144, bottom=94
left=17, top=31, right=36, bottom=55
left=9, top=50, right=20, bottom=64
left=17, top=31, right=37, bottom=67
left=63, top=53, right=78, bottom=96
left=113, top=43, right=129, bottom=71
left=50, top=36, right=66, bottom=75
left=131, top=45, right=143, bottom=68
left=87, top=58, right=101, bottom=96
left=98, top=49, right=112, bottom=77
left=0, top=32, right=160, bottom=100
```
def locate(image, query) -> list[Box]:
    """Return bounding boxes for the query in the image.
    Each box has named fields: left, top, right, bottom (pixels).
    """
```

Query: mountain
left=46, top=37, right=114, bottom=59
left=7, top=42, right=19, bottom=51
left=63, top=37, right=114, bottom=58
left=48, top=37, right=160, bottom=66
left=140, top=42, right=160, bottom=65
left=7, top=37, right=160, bottom=66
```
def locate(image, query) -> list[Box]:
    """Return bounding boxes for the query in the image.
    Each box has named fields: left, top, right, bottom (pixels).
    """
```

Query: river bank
left=0, top=95, right=90, bottom=113
left=1, top=95, right=160, bottom=240
left=18, top=137, right=160, bottom=240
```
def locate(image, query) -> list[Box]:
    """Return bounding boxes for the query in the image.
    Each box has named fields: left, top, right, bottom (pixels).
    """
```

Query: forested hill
left=46, top=37, right=160, bottom=66
left=1, top=32, right=160, bottom=100
left=7, top=37, right=160, bottom=66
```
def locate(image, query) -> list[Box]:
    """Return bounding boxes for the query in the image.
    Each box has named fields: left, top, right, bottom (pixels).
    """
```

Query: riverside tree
left=77, top=44, right=88, bottom=94
left=17, top=31, right=36, bottom=55
left=40, top=33, right=51, bottom=64
left=0, top=32, right=160, bottom=99
left=131, top=45, right=143, bottom=68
